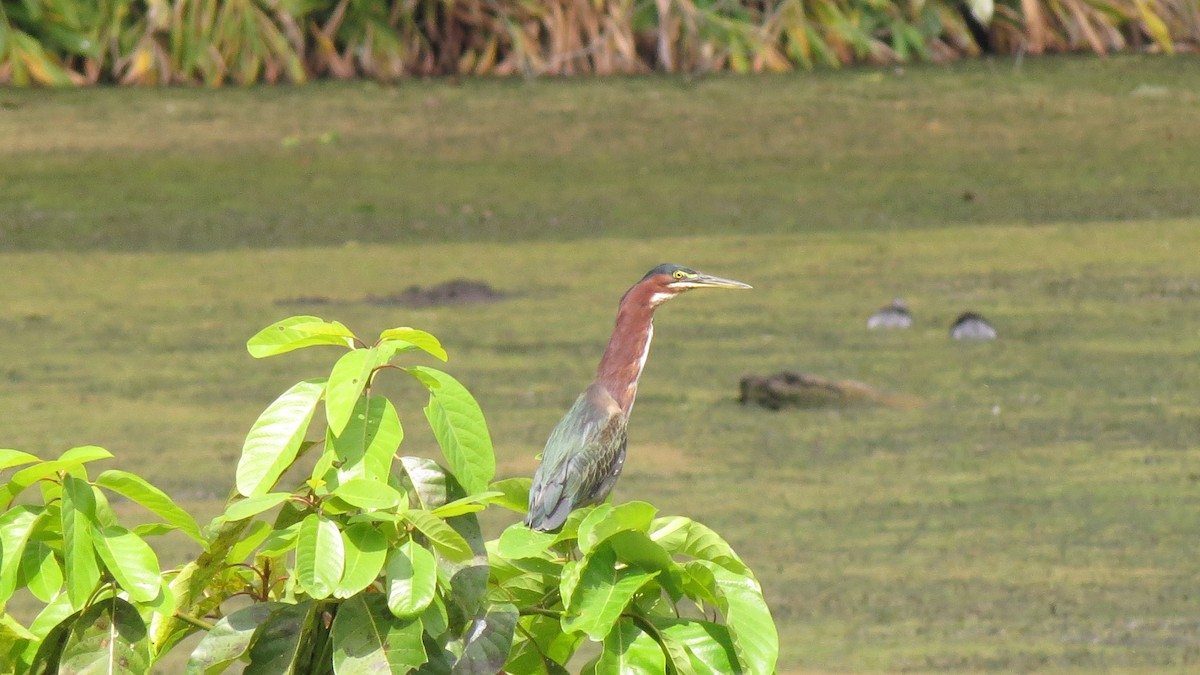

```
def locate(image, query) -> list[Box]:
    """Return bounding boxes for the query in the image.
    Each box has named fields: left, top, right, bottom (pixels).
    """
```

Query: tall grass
left=1, top=0, right=1197, bottom=85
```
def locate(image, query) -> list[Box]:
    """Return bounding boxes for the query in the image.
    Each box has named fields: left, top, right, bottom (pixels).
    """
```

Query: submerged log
left=739, top=371, right=920, bottom=410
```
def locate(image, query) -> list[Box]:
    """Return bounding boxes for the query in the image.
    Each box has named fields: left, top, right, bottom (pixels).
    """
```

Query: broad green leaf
left=385, top=539, right=436, bottom=619
left=0, top=449, right=39, bottom=472
left=328, top=396, right=402, bottom=484
left=448, top=564, right=490, bottom=623
left=607, top=529, right=684, bottom=599
left=58, top=598, right=150, bottom=674
left=378, top=327, right=448, bottom=361
left=405, top=366, right=494, bottom=495
left=258, top=523, right=302, bottom=558
left=95, top=469, right=204, bottom=544
left=332, top=479, right=403, bottom=511
left=335, top=523, right=388, bottom=598
left=295, top=514, right=344, bottom=599
left=61, top=476, right=101, bottom=609
left=0, top=447, right=111, bottom=509
left=505, top=614, right=580, bottom=675
left=454, top=602, right=518, bottom=675
left=131, top=522, right=179, bottom=537
left=247, top=316, right=354, bottom=358
left=331, top=594, right=426, bottom=673
left=488, top=477, right=532, bottom=513
left=583, top=617, right=666, bottom=675
left=562, top=544, right=659, bottom=641
left=28, top=590, right=74, bottom=640
left=650, top=516, right=749, bottom=576
left=397, top=456, right=456, bottom=510
left=652, top=618, right=740, bottom=674
left=185, top=603, right=285, bottom=675
left=245, top=601, right=316, bottom=675
left=326, top=348, right=386, bottom=436
left=402, top=509, right=473, bottom=562
left=92, top=525, right=162, bottom=603
left=57, top=445, right=113, bottom=465
left=577, top=501, right=657, bottom=554
left=496, top=522, right=558, bottom=560
left=430, top=491, right=502, bottom=518
left=236, top=379, right=325, bottom=497
left=222, top=492, right=293, bottom=522
left=20, top=541, right=63, bottom=603
left=0, top=506, right=39, bottom=603
left=226, top=520, right=273, bottom=564
left=693, top=561, right=778, bottom=674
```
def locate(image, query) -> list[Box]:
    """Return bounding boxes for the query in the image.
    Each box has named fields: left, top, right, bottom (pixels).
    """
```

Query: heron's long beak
left=681, top=272, right=753, bottom=290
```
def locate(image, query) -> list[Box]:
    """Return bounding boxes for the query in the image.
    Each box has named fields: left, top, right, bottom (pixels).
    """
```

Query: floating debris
left=739, top=371, right=920, bottom=410
left=867, top=298, right=913, bottom=329
left=950, top=311, right=997, bottom=341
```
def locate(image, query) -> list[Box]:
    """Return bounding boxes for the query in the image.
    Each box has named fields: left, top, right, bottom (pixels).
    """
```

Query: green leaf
left=405, top=366, right=495, bottom=495
left=378, top=327, right=448, bottom=361
left=577, top=501, right=657, bottom=554
left=397, top=457, right=456, bottom=510
left=332, top=479, right=403, bottom=511
left=650, top=516, right=750, bottom=576
left=385, top=539, right=436, bottom=619
left=331, top=594, right=426, bottom=673
left=0, top=449, right=39, bottom=472
left=454, top=603, right=518, bottom=675
left=335, top=523, right=388, bottom=599
left=186, top=603, right=286, bottom=675
left=57, top=598, right=150, bottom=674
left=651, top=618, right=740, bottom=674
left=245, top=601, right=316, bottom=675
left=226, top=520, right=273, bottom=564
left=583, top=617, right=666, bottom=675
left=326, top=348, right=386, bottom=437
left=57, top=445, right=113, bottom=465
left=222, top=492, right=293, bottom=522
left=0, top=506, right=39, bottom=604
left=505, top=614, right=580, bottom=674
left=607, top=529, right=684, bottom=600
left=562, top=544, right=659, bottom=641
left=95, top=469, right=204, bottom=544
left=247, top=316, right=355, bottom=358
left=430, top=491, right=502, bottom=519
left=20, top=540, right=64, bottom=603
left=488, top=477, right=532, bottom=513
left=328, top=395, right=402, bottom=484
left=402, top=509, right=473, bottom=562
left=496, top=522, right=559, bottom=560
left=92, top=525, right=162, bottom=603
left=258, top=523, right=302, bottom=558
left=295, top=514, right=344, bottom=599
left=0, top=446, right=112, bottom=509
left=236, top=379, right=325, bottom=497
left=61, top=475, right=101, bottom=609
left=693, top=561, right=778, bottom=674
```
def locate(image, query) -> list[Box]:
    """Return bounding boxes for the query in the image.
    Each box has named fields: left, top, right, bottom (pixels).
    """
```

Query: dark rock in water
left=739, top=371, right=919, bottom=410
left=950, top=311, right=996, bottom=341
left=867, top=298, right=912, bottom=329
left=365, top=279, right=505, bottom=307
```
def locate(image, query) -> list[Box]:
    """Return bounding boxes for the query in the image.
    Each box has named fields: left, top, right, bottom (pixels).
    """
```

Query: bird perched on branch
left=524, top=264, right=751, bottom=532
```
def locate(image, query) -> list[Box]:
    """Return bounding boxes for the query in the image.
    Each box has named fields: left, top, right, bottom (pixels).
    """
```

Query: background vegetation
left=1, top=0, right=1199, bottom=85
left=3, top=57, right=1200, bottom=671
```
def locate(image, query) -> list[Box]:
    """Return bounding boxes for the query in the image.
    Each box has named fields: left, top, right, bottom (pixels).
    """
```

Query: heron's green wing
left=526, top=383, right=628, bottom=531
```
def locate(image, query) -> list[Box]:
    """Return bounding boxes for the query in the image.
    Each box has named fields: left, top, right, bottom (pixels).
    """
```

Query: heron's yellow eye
left=673, top=270, right=686, bottom=280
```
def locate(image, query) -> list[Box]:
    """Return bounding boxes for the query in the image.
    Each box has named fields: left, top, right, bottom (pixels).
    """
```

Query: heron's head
left=630, top=263, right=752, bottom=307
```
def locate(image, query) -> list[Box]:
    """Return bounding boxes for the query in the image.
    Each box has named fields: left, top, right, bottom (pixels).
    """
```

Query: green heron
left=524, top=264, right=752, bottom=532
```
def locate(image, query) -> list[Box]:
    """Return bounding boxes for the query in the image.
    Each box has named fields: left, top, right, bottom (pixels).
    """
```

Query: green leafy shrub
left=0, top=316, right=777, bottom=673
